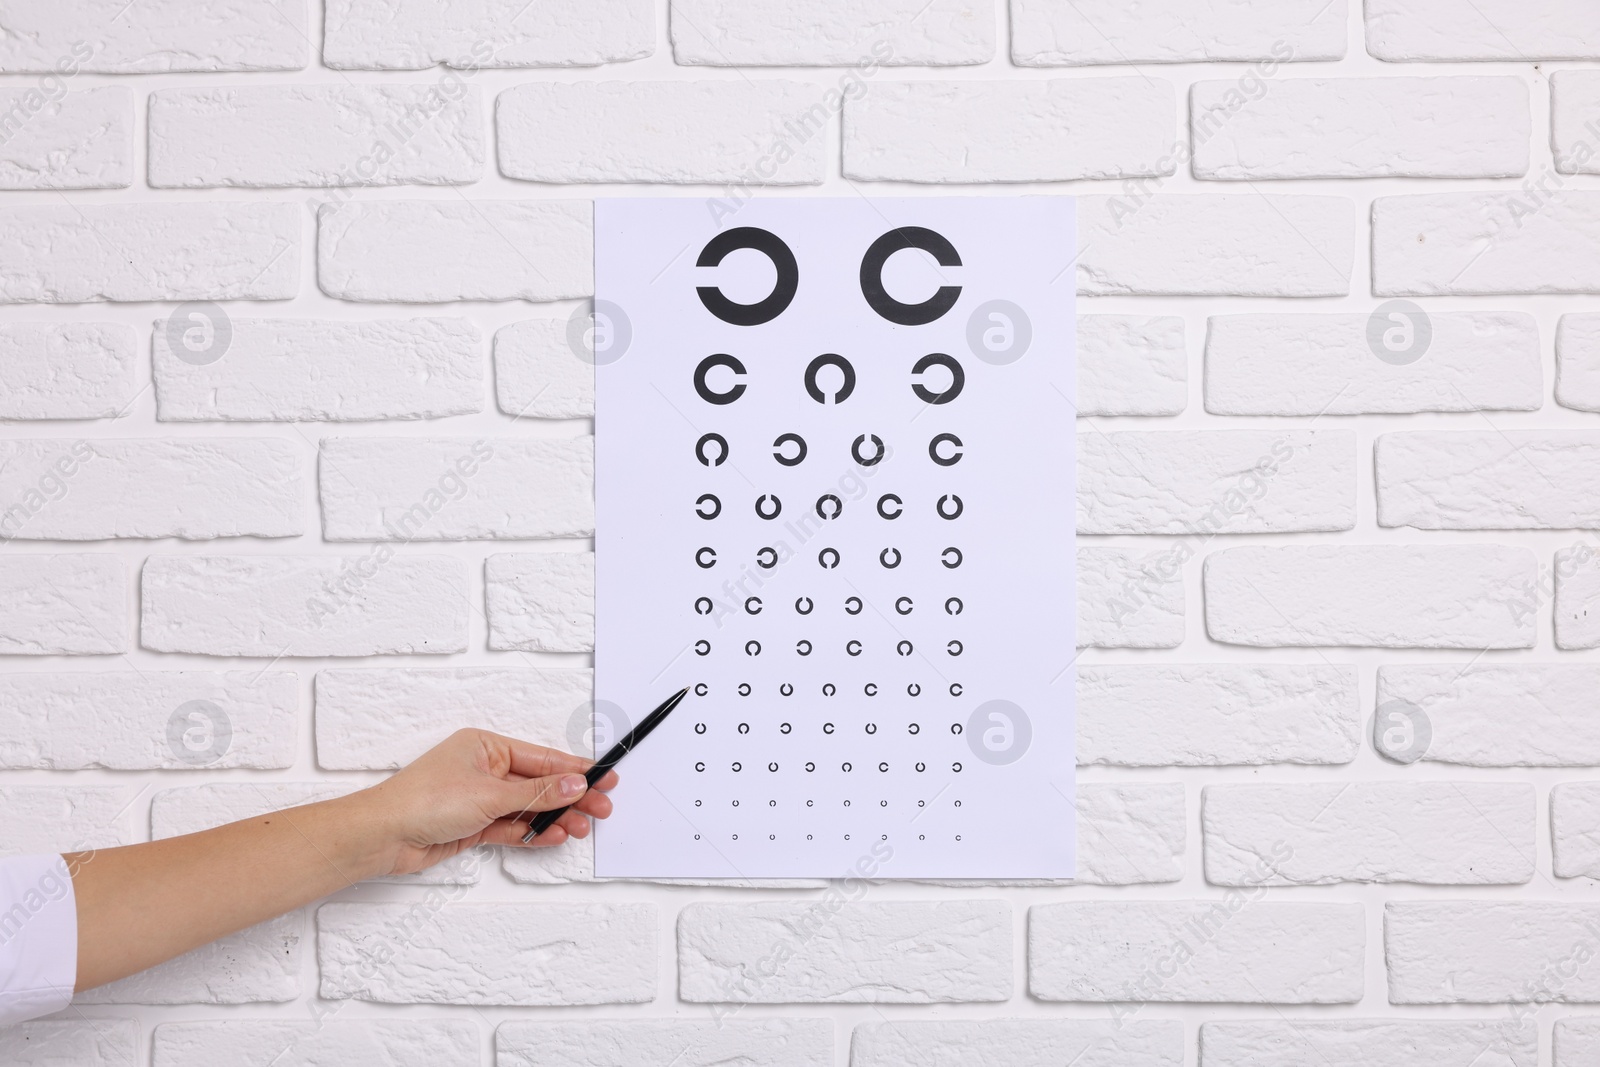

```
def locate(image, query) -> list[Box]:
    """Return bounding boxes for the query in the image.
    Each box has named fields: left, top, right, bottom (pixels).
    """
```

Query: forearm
left=55, top=728, right=610, bottom=997
left=66, top=790, right=391, bottom=992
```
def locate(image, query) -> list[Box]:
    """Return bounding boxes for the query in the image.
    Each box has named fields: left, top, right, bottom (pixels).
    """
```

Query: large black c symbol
left=859, top=227, right=962, bottom=326
left=696, top=228, right=799, bottom=326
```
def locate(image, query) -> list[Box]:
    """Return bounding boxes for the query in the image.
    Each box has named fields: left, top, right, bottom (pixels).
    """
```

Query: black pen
left=523, top=686, right=691, bottom=843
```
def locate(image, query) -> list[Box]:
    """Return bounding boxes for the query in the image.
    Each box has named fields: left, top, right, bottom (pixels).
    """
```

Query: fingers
left=485, top=732, right=596, bottom=780
left=491, top=784, right=611, bottom=823
left=498, top=767, right=620, bottom=792
left=477, top=810, right=593, bottom=848
left=571, top=788, right=613, bottom=820
left=477, top=818, right=568, bottom=848
left=497, top=771, right=589, bottom=820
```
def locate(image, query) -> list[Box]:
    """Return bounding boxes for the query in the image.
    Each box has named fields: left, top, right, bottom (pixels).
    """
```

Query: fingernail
left=560, top=774, right=587, bottom=798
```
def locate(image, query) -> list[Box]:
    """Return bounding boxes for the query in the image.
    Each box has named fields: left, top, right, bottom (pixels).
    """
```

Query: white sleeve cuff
left=0, top=854, right=78, bottom=1025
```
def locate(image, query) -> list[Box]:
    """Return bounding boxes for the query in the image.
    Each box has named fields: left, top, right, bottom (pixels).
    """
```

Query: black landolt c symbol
left=696, top=228, right=799, bottom=326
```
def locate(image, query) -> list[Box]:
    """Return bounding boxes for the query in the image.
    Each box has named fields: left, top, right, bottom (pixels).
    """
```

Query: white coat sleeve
left=0, top=854, right=77, bottom=1025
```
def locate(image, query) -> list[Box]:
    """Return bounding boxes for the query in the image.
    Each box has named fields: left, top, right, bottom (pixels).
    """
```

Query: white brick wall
left=1373, top=193, right=1600, bottom=295
left=499, top=1019, right=831, bottom=1067
left=317, top=902, right=657, bottom=1005
left=0, top=1019, right=140, bottom=1067
left=0, top=204, right=299, bottom=302
left=154, top=1020, right=479, bottom=1067
left=499, top=81, right=828, bottom=184
left=1190, top=76, right=1529, bottom=179
left=148, top=86, right=486, bottom=188
left=843, top=78, right=1175, bottom=182
left=322, top=0, right=655, bottom=70
left=152, top=317, right=483, bottom=421
left=678, top=900, right=1011, bottom=1002
left=3, top=2, right=1598, bottom=1062
left=1011, top=0, right=1346, bottom=65
left=1029, top=901, right=1365, bottom=1002
left=1205, top=312, right=1541, bottom=415
left=0, top=87, right=131, bottom=190
left=1202, top=1020, right=1538, bottom=1067
left=0, top=323, right=137, bottom=419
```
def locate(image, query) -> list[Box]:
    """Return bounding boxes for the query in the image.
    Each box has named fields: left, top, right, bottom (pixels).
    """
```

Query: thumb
left=500, top=772, right=588, bottom=819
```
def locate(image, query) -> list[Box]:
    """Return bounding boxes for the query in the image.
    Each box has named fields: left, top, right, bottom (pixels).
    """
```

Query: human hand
left=347, top=729, right=618, bottom=876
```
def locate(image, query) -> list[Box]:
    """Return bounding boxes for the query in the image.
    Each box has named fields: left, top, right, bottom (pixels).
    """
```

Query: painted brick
left=0, top=1019, right=140, bottom=1067
left=1204, top=312, right=1541, bottom=415
left=150, top=783, right=478, bottom=885
left=500, top=81, right=826, bottom=184
left=1201, top=1021, right=1537, bottom=1067
left=1552, top=783, right=1600, bottom=878
left=679, top=900, right=1010, bottom=1003
left=498, top=1020, right=831, bottom=1067
left=323, top=0, right=654, bottom=69
left=317, top=200, right=591, bottom=303
left=486, top=552, right=594, bottom=652
left=1077, top=429, right=1354, bottom=535
left=78, top=912, right=302, bottom=1004
left=1557, top=314, right=1600, bottom=412
left=0, top=203, right=299, bottom=303
left=1078, top=665, right=1360, bottom=766
left=1078, top=195, right=1354, bottom=297
left=317, top=902, right=656, bottom=1005
left=0, top=671, right=295, bottom=770
left=0, top=2, right=308, bottom=73
left=314, top=667, right=592, bottom=769
left=149, top=86, right=484, bottom=188
left=1192, top=77, right=1528, bottom=179
left=1011, top=0, right=1345, bottom=65
left=0, top=323, right=137, bottom=420
left=141, top=555, right=469, bottom=657
left=1554, top=72, right=1600, bottom=175
left=500, top=834, right=603, bottom=885
left=1077, top=547, right=1184, bottom=649
left=154, top=317, right=482, bottom=422
left=0, top=86, right=131, bottom=189
left=1378, top=665, right=1600, bottom=766
left=1030, top=901, right=1364, bottom=1002
left=1556, top=546, right=1600, bottom=650
left=1077, top=316, right=1186, bottom=417
left=1379, top=432, right=1600, bottom=530
left=1386, top=902, right=1600, bottom=1003
left=1203, top=782, right=1535, bottom=885
left=152, top=1021, right=478, bottom=1067
left=0, top=787, right=134, bottom=855
left=1374, top=193, right=1600, bottom=296
left=1366, top=0, right=1600, bottom=61
left=318, top=436, right=593, bottom=541
left=671, top=0, right=993, bottom=66
left=1059, top=784, right=1185, bottom=885
left=1557, top=1019, right=1600, bottom=1067
left=1205, top=545, right=1536, bottom=649
left=852, top=1020, right=1183, bottom=1067
left=0, top=439, right=302, bottom=540
left=496, top=319, right=593, bottom=419
left=844, top=79, right=1174, bottom=182
left=0, top=554, right=126, bottom=654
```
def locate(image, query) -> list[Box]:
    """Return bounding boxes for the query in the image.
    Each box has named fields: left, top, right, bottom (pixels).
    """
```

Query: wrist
left=321, top=787, right=408, bottom=881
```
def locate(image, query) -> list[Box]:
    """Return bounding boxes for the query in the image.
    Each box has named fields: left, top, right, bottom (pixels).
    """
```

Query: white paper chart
left=593, top=197, right=1076, bottom=879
